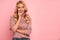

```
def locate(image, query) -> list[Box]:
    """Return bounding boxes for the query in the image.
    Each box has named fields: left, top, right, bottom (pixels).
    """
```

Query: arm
left=10, top=16, right=21, bottom=32
left=16, top=16, right=32, bottom=34
left=16, top=26, right=32, bottom=34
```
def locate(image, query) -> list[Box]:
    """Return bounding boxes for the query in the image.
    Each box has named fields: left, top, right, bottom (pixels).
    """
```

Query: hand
left=18, top=13, right=23, bottom=19
left=18, top=13, right=22, bottom=17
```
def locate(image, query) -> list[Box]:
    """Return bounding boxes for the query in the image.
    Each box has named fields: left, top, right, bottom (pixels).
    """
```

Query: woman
left=10, top=0, right=32, bottom=40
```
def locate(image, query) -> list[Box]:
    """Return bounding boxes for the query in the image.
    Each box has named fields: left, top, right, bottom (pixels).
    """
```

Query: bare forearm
left=16, top=29, right=25, bottom=33
left=16, top=29, right=31, bottom=34
left=12, top=17, right=21, bottom=32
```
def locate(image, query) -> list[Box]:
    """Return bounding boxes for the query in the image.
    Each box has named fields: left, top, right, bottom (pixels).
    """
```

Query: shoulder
left=10, top=16, right=14, bottom=21
left=10, top=16, right=17, bottom=23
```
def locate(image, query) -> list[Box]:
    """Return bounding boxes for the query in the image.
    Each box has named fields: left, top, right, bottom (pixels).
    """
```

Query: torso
left=12, top=16, right=30, bottom=38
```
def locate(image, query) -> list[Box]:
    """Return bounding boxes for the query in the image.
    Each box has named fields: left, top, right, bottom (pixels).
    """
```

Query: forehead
left=17, top=3, right=24, bottom=7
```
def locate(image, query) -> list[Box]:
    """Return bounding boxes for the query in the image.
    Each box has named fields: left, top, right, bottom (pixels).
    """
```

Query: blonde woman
left=10, top=0, right=32, bottom=40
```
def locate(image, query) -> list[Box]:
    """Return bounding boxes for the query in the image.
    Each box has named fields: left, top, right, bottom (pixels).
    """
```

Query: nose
left=18, top=8, right=22, bottom=10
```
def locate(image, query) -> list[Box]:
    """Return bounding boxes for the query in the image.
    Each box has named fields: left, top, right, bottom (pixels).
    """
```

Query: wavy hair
left=13, top=0, right=30, bottom=25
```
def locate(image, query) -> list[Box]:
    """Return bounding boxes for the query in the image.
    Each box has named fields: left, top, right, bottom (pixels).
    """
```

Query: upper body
left=10, top=15, right=32, bottom=38
left=10, top=0, right=32, bottom=38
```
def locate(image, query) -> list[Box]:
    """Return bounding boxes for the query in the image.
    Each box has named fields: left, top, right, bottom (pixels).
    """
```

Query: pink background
left=0, top=0, right=60, bottom=40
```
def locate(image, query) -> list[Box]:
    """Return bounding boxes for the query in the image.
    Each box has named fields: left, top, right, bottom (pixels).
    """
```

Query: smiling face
left=14, top=1, right=29, bottom=24
left=14, top=1, right=27, bottom=18
left=17, top=3, right=25, bottom=14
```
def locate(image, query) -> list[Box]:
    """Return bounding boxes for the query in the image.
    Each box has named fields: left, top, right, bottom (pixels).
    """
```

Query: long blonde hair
left=13, top=0, right=30, bottom=25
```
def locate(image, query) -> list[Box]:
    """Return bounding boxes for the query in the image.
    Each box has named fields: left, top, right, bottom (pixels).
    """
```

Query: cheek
left=18, top=8, right=20, bottom=10
left=22, top=8, right=25, bottom=11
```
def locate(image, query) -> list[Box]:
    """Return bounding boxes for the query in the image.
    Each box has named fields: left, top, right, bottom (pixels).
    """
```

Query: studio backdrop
left=0, top=0, right=60, bottom=40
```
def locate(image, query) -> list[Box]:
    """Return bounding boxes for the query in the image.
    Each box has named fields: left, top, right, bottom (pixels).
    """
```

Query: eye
left=22, top=6, right=24, bottom=8
left=18, top=7, right=21, bottom=8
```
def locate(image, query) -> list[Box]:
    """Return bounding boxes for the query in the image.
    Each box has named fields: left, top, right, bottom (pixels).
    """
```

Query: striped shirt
left=10, top=16, right=32, bottom=38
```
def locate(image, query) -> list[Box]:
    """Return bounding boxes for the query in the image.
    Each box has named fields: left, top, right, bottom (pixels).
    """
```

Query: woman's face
left=17, top=3, right=25, bottom=14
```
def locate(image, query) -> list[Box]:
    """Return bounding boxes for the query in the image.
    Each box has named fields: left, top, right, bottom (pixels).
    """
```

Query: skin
left=18, top=3, right=25, bottom=14
left=18, top=3, right=25, bottom=17
left=17, top=3, right=30, bottom=35
left=12, top=3, right=30, bottom=36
